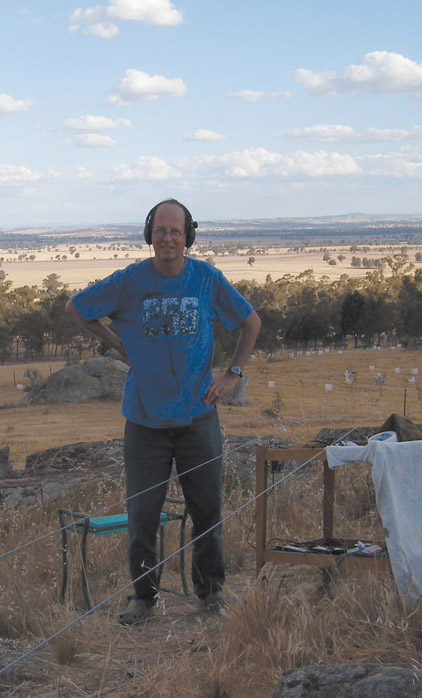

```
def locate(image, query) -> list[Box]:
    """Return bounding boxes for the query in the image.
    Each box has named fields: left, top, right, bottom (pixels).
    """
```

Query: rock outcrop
left=0, top=434, right=290, bottom=508
left=22, top=356, right=128, bottom=405
left=274, top=664, right=422, bottom=697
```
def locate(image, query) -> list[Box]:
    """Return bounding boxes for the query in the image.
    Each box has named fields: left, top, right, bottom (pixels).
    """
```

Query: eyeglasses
left=151, top=228, right=185, bottom=240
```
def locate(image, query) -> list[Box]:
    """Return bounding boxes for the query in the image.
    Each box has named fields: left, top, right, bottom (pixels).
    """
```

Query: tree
left=255, top=308, right=282, bottom=353
left=16, top=308, right=49, bottom=358
left=42, top=273, right=68, bottom=296
left=0, top=269, right=10, bottom=288
left=0, top=322, right=13, bottom=364
left=397, top=272, right=422, bottom=340
left=341, top=291, right=366, bottom=347
left=284, top=307, right=329, bottom=349
left=41, top=290, right=76, bottom=356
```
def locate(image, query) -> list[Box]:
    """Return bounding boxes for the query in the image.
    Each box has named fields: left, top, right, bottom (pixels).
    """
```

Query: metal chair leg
left=80, top=520, right=91, bottom=610
left=58, top=510, right=69, bottom=603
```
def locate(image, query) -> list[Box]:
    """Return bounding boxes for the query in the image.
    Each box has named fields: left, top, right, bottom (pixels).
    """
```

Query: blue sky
left=2, top=0, right=422, bottom=227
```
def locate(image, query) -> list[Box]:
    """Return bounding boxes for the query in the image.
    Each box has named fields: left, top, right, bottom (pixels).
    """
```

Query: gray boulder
left=0, top=445, right=25, bottom=479
left=274, top=665, right=422, bottom=698
left=0, top=446, right=13, bottom=478
left=220, top=376, right=250, bottom=406
left=23, top=356, right=128, bottom=404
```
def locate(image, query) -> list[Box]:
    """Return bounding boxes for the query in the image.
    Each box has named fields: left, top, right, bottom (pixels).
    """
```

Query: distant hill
left=1, top=214, right=422, bottom=248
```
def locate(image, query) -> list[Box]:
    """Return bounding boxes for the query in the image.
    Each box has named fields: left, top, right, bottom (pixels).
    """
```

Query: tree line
left=215, top=253, right=422, bottom=358
left=1, top=255, right=422, bottom=364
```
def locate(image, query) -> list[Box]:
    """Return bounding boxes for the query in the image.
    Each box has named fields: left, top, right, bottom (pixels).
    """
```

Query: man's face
left=151, top=203, right=187, bottom=266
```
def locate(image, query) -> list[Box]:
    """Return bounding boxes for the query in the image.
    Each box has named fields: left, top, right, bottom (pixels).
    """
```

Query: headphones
left=143, top=199, right=198, bottom=248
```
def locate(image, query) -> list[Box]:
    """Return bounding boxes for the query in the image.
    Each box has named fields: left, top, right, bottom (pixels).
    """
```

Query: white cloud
left=219, top=148, right=360, bottom=178
left=294, top=51, right=422, bottom=96
left=88, top=21, right=120, bottom=38
left=70, top=7, right=119, bottom=37
left=169, top=147, right=361, bottom=179
left=220, top=148, right=283, bottom=176
left=285, top=125, right=357, bottom=143
left=70, top=0, right=183, bottom=37
left=74, top=133, right=117, bottom=147
left=108, top=0, right=183, bottom=25
left=228, top=90, right=292, bottom=103
left=0, top=93, right=33, bottom=115
left=361, top=146, right=422, bottom=177
left=366, top=127, right=421, bottom=141
left=287, top=150, right=360, bottom=177
left=112, top=155, right=181, bottom=179
left=77, top=166, right=93, bottom=178
left=21, top=9, right=41, bottom=24
left=46, top=168, right=65, bottom=180
left=284, top=124, right=422, bottom=143
left=104, top=95, right=128, bottom=107
left=110, top=145, right=422, bottom=186
left=64, top=114, right=131, bottom=131
left=185, top=129, right=225, bottom=142
left=114, top=68, right=187, bottom=102
left=0, top=165, right=42, bottom=184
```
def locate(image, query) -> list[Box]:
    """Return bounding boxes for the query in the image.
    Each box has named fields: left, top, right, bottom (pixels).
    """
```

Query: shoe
left=199, top=590, right=226, bottom=613
left=117, top=597, right=155, bottom=625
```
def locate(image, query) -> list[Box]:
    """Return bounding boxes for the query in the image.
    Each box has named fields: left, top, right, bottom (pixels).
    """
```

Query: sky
left=2, top=0, right=422, bottom=228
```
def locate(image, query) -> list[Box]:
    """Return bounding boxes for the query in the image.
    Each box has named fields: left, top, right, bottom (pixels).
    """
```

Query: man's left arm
left=204, top=309, right=261, bottom=406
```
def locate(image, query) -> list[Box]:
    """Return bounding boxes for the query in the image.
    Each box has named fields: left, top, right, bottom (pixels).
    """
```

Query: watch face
left=230, top=366, right=242, bottom=376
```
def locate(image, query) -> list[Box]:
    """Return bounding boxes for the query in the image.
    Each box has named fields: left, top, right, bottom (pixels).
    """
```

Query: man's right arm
left=65, top=299, right=129, bottom=364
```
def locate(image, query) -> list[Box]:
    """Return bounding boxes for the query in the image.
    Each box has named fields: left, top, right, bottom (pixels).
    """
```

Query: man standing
left=65, top=199, right=261, bottom=624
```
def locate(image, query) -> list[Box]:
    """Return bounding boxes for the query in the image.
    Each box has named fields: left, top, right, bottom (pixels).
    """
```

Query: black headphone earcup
left=185, top=225, right=195, bottom=248
left=144, top=220, right=152, bottom=245
left=143, top=205, right=156, bottom=245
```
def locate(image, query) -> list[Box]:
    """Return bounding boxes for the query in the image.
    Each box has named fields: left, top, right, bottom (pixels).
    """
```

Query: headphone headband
left=144, top=199, right=197, bottom=248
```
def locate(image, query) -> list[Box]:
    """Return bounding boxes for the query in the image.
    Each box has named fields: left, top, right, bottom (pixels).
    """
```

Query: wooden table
left=255, top=445, right=391, bottom=576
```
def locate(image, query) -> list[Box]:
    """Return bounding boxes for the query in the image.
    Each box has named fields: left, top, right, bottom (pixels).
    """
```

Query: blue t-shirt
left=72, top=258, right=253, bottom=428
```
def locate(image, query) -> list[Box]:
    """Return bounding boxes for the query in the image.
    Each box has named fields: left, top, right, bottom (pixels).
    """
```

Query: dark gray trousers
left=123, top=409, right=224, bottom=603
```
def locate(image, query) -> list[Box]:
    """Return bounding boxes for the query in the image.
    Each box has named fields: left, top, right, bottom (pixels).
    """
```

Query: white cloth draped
left=326, top=439, right=422, bottom=600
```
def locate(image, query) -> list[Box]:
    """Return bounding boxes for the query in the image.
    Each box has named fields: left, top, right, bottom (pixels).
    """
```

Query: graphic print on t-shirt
left=143, top=297, right=198, bottom=336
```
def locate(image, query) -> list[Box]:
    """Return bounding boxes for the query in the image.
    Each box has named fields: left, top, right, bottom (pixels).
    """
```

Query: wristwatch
left=228, top=366, right=243, bottom=378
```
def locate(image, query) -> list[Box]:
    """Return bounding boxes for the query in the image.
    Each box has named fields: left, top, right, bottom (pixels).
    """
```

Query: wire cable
left=0, top=416, right=371, bottom=677
left=0, top=413, right=315, bottom=561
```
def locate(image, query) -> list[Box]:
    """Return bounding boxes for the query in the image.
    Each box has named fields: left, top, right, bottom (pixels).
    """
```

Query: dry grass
left=5, top=244, right=420, bottom=290
left=2, top=344, right=422, bottom=467
left=1, top=346, right=422, bottom=695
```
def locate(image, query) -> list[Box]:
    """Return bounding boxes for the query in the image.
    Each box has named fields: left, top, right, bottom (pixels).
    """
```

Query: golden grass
left=2, top=345, right=421, bottom=469
left=5, top=245, right=419, bottom=289
left=1, top=347, right=422, bottom=696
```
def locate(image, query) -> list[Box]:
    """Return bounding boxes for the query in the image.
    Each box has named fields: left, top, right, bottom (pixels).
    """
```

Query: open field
left=2, top=347, right=422, bottom=696
left=2, top=242, right=422, bottom=288
left=1, top=346, right=421, bottom=468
